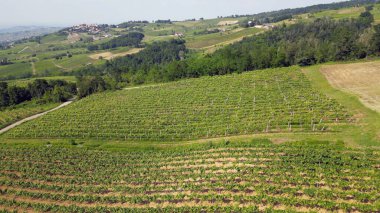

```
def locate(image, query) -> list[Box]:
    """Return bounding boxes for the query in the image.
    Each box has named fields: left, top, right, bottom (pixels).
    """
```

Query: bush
left=70, top=139, right=78, bottom=146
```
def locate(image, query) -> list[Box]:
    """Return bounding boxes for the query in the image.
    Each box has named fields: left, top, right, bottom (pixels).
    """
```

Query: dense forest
left=76, top=7, right=379, bottom=87
left=232, top=0, right=378, bottom=23
left=87, top=32, right=145, bottom=51
left=117, top=21, right=149, bottom=28
left=4, top=1, right=376, bottom=101
left=0, top=80, right=76, bottom=108
left=79, top=39, right=187, bottom=82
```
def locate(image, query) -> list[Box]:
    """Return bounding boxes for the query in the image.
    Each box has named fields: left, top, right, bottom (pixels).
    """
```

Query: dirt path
left=123, top=84, right=162, bottom=91
left=89, top=48, right=144, bottom=60
left=52, top=61, right=69, bottom=71
left=0, top=100, right=73, bottom=135
left=31, top=62, right=36, bottom=75
left=196, top=31, right=265, bottom=54
left=17, top=46, right=30, bottom=54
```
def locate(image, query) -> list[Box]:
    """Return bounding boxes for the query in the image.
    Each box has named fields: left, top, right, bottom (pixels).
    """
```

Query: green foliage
left=0, top=82, right=9, bottom=107
left=0, top=142, right=378, bottom=211
left=160, top=18, right=375, bottom=78
left=0, top=79, right=76, bottom=111
left=250, top=0, right=377, bottom=23
left=79, top=18, right=378, bottom=86
left=358, top=11, right=375, bottom=27
left=372, top=24, right=380, bottom=53
left=5, top=67, right=350, bottom=140
left=88, top=32, right=145, bottom=51
left=27, top=79, right=76, bottom=102
left=76, top=76, right=108, bottom=98
left=0, top=101, right=59, bottom=129
left=69, top=139, right=77, bottom=146
left=117, top=21, right=149, bottom=28
left=0, top=63, right=33, bottom=81
left=79, top=39, right=187, bottom=85
left=7, top=86, right=31, bottom=105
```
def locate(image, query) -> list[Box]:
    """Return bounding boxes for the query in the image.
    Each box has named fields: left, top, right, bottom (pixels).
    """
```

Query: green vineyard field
left=4, top=67, right=351, bottom=141
left=0, top=140, right=379, bottom=212
left=0, top=102, right=60, bottom=129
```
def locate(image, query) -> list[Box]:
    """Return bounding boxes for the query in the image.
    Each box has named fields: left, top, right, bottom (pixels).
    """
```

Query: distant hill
left=0, top=26, right=63, bottom=43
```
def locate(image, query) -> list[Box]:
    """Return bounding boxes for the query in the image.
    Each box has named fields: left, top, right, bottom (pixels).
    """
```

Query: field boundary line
left=0, top=100, right=74, bottom=135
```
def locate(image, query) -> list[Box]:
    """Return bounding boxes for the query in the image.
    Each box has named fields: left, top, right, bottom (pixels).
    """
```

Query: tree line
left=79, top=14, right=378, bottom=86
left=87, top=32, right=145, bottom=51
left=0, top=79, right=76, bottom=109
left=249, top=0, right=378, bottom=24
left=70, top=6, right=380, bottom=97
left=77, top=39, right=187, bottom=86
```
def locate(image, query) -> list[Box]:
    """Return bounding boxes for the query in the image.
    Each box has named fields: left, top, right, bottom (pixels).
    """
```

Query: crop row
left=0, top=141, right=379, bottom=212
left=4, top=67, right=351, bottom=140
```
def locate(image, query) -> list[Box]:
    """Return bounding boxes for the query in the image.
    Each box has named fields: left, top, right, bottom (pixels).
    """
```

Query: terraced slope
left=5, top=67, right=350, bottom=141
left=0, top=141, right=379, bottom=212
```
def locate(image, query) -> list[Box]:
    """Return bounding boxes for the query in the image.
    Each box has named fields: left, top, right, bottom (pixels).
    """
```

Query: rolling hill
left=0, top=0, right=379, bottom=82
left=0, top=1, right=380, bottom=212
left=4, top=67, right=350, bottom=140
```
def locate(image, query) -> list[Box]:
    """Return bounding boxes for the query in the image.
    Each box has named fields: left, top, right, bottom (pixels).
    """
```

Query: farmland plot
left=320, top=61, right=380, bottom=113
left=0, top=141, right=379, bottom=212
left=5, top=67, right=351, bottom=141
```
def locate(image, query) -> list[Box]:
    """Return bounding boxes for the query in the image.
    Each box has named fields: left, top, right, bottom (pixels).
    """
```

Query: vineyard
left=0, top=102, right=60, bottom=129
left=4, top=67, right=351, bottom=141
left=0, top=140, right=379, bottom=212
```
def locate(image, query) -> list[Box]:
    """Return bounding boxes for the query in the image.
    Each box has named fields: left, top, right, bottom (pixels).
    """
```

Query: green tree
left=358, top=11, right=374, bottom=27
left=8, top=86, right=31, bottom=105
left=0, top=82, right=9, bottom=107
left=371, top=24, right=380, bottom=53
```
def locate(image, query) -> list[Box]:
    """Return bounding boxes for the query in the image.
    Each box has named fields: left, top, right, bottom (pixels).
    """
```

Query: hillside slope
left=320, top=61, right=380, bottom=113
left=4, top=67, right=350, bottom=141
left=0, top=141, right=379, bottom=212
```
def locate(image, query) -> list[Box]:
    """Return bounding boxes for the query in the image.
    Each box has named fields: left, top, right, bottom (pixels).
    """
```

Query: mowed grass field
left=3, top=67, right=350, bottom=141
left=303, top=62, right=380, bottom=147
left=320, top=61, right=380, bottom=113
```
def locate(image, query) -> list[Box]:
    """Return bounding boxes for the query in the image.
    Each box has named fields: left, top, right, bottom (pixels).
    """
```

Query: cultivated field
left=320, top=61, right=380, bottom=113
left=0, top=102, right=60, bottom=129
left=217, top=20, right=239, bottom=26
left=186, top=28, right=263, bottom=49
left=0, top=140, right=379, bottom=212
left=313, top=6, right=365, bottom=19
left=1, top=3, right=380, bottom=212
left=4, top=67, right=350, bottom=141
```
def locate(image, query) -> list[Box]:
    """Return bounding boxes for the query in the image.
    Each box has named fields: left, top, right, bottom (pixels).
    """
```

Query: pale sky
left=0, top=0, right=345, bottom=28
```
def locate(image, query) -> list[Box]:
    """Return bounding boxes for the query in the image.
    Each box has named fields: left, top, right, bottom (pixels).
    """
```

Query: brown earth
left=320, top=61, right=380, bottom=113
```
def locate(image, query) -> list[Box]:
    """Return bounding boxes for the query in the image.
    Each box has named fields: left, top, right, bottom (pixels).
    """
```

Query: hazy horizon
left=1, top=0, right=346, bottom=28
